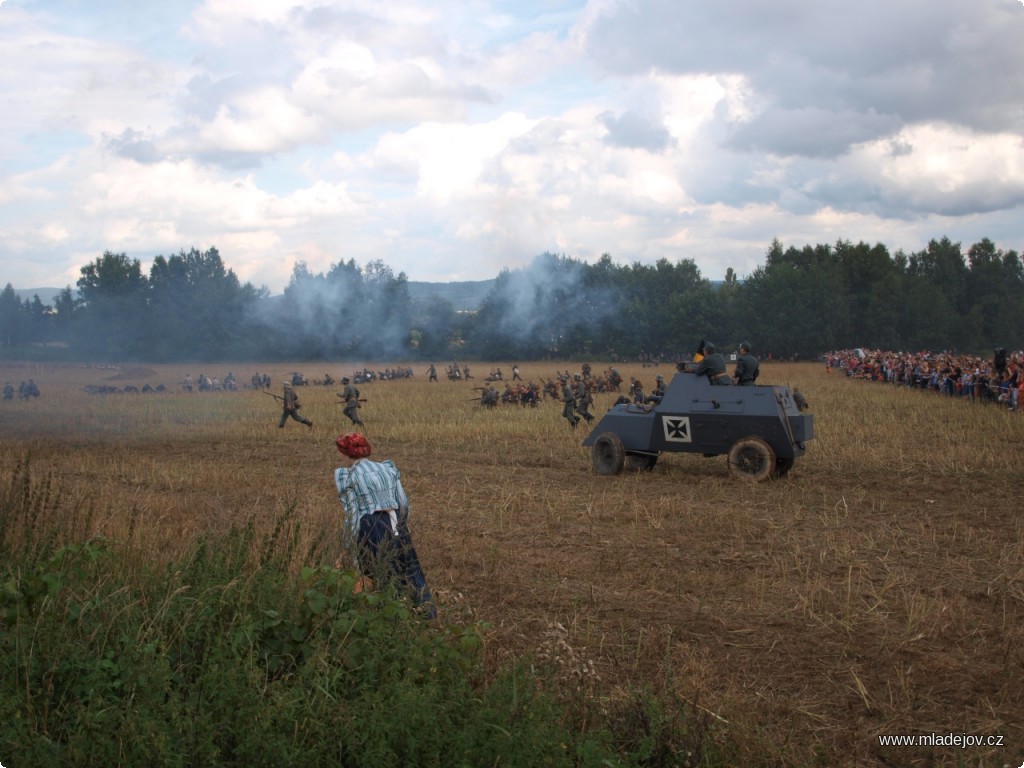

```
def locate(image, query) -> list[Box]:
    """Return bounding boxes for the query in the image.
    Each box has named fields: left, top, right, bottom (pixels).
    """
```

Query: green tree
left=899, top=279, right=956, bottom=350
left=835, top=240, right=902, bottom=348
left=965, top=238, right=1018, bottom=351
left=362, top=259, right=413, bottom=357
left=468, top=254, right=596, bottom=360
left=740, top=242, right=844, bottom=358
left=52, top=287, right=79, bottom=343
left=999, top=249, right=1024, bottom=343
left=0, top=284, right=24, bottom=348
left=715, top=266, right=744, bottom=347
left=907, top=237, right=968, bottom=306
left=75, top=251, right=149, bottom=359
left=271, top=258, right=413, bottom=360
left=23, top=295, right=52, bottom=345
left=148, top=247, right=261, bottom=360
left=411, top=296, right=461, bottom=358
left=581, top=253, right=630, bottom=359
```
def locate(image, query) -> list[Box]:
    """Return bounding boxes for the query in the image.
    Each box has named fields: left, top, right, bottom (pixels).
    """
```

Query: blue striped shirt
left=334, top=459, right=409, bottom=538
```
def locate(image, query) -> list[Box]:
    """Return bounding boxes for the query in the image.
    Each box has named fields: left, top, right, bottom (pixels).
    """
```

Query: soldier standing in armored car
left=733, top=341, right=760, bottom=386
left=694, top=342, right=732, bottom=385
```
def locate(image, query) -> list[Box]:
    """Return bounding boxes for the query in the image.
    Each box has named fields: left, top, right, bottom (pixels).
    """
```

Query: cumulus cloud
left=724, top=107, right=901, bottom=158
left=600, top=109, right=672, bottom=151
left=583, top=0, right=1024, bottom=151
left=1, top=0, right=1022, bottom=294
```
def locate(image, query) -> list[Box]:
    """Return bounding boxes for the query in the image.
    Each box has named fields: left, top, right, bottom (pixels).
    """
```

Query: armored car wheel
left=727, top=437, right=776, bottom=482
left=592, top=432, right=626, bottom=475
left=772, top=457, right=795, bottom=478
left=625, top=452, right=658, bottom=472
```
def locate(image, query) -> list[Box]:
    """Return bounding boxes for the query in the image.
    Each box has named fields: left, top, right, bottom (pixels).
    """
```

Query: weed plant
left=0, top=459, right=731, bottom=767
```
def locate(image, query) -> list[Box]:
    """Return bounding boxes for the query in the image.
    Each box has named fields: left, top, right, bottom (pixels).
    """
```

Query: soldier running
left=561, top=377, right=580, bottom=429
left=573, top=373, right=594, bottom=423
left=278, top=381, right=313, bottom=429
left=339, top=377, right=364, bottom=427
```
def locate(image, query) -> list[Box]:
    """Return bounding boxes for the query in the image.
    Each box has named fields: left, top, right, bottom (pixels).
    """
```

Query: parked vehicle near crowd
left=582, top=364, right=814, bottom=481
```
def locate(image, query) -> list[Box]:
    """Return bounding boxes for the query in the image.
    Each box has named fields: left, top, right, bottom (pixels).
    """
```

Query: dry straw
left=2, top=359, right=1022, bottom=766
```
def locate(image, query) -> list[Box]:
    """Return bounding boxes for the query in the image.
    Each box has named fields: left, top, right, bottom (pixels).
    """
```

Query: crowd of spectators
left=824, top=348, right=1023, bottom=412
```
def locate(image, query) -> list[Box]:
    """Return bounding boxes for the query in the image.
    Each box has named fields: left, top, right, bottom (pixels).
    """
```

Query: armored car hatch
left=581, top=367, right=814, bottom=481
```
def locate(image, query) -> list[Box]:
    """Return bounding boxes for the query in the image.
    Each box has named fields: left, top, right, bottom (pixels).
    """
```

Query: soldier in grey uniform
left=481, top=384, right=498, bottom=408
left=733, top=341, right=760, bottom=386
left=278, top=381, right=313, bottom=428
left=793, top=388, right=810, bottom=411
left=561, top=377, right=580, bottom=428
left=646, top=374, right=666, bottom=404
left=339, top=377, right=364, bottom=427
left=573, top=373, right=594, bottom=423
left=694, top=342, right=732, bottom=385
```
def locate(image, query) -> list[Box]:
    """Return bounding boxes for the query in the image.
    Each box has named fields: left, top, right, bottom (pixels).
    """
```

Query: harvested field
left=1, top=360, right=1022, bottom=767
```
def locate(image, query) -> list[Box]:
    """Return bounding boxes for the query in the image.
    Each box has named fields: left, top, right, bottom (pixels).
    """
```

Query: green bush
left=0, top=462, right=730, bottom=767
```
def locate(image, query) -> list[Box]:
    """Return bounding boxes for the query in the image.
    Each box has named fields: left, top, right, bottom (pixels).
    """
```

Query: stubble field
left=1, top=359, right=1022, bottom=767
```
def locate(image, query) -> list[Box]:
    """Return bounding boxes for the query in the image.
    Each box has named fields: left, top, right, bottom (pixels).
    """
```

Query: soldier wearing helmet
left=560, top=377, right=580, bottom=429
left=647, top=374, right=666, bottom=404
left=278, top=380, right=313, bottom=429
left=631, top=377, right=645, bottom=404
left=573, top=373, right=594, bottom=423
left=694, top=342, right=732, bottom=385
left=733, top=341, right=760, bottom=386
left=338, top=377, right=364, bottom=427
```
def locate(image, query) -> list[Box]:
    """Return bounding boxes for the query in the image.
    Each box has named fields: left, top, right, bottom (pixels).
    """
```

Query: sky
left=2, top=0, right=1023, bottom=296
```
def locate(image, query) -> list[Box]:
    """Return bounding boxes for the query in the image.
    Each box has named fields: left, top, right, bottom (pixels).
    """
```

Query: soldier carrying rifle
left=561, top=377, right=580, bottom=429
left=573, top=373, right=595, bottom=423
left=337, top=377, right=365, bottom=427
left=272, top=381, right=313, bottom=429
left=471, top=384, right=498, bottom=408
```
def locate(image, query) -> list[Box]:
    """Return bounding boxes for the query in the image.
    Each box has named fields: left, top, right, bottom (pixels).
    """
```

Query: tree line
left=1, top=237, right=1021, bottom=362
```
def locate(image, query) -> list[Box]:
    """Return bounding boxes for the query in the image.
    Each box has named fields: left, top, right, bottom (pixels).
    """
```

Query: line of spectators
left=824, top=348, right=1023, bottom=412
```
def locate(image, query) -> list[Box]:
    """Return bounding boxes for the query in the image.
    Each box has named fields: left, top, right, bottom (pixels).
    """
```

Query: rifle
left=264, top=389, right=302, bottom=412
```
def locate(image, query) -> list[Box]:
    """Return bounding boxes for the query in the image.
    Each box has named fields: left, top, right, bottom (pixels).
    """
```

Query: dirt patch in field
left=413, top=454, right=1023, bottom=766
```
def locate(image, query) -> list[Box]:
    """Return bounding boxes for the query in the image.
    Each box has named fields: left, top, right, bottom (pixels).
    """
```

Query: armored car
left=582, top=366, right=814, bottom=481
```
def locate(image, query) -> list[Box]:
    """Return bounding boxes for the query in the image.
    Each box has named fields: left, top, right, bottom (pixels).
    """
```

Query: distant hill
left=405, top=279, right=494, bottom=311
left=13, top=279, right=737, bottom=312
left=13, top=287, right=62, bottom=305
left=258, top=279, right=495, bottom=312
left=14, top=281, right=497, bottom=313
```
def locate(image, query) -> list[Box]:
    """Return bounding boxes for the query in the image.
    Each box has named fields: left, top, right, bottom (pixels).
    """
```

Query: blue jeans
left=357, top=512, right=436, bottom=619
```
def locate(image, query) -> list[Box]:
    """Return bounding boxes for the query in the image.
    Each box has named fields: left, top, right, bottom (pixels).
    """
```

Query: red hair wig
left=335, top=432, right=372, bottom=459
